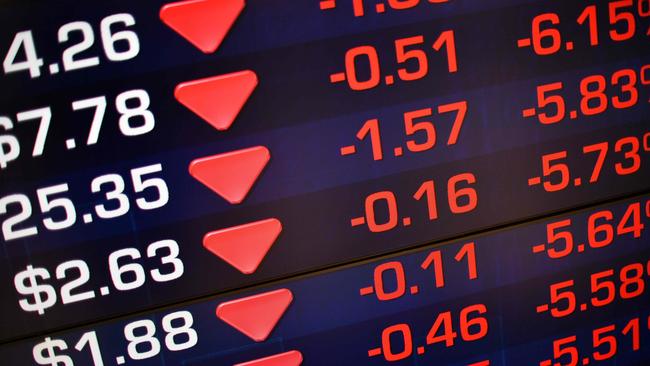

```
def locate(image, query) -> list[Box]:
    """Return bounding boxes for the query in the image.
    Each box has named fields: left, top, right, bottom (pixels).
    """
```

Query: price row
left=3, top=13, right=140, bottom=79
left=0, top=89, right=155, bottom=170
left=1, top=163, right=169, bottom=242
left=32, top=311, right=197, bottom=366
left=14, top=239, right=183, bottom=316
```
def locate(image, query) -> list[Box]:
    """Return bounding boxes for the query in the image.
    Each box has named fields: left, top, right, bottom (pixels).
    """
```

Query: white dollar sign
left=14, top=265, right=57, bottom=315
left=0, top=116, right=20, bottom=169
left=33, top=337, right=73, bottom=366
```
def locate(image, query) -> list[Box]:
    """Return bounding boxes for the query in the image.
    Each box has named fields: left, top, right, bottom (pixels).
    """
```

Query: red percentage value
left=540, top=315, right=646, bottom=366
left=522, top=65, right=649, bottom=125
left=537, top=259, right=650, bottom=318
left=528, top=132, right=650, bottom=193
left=532, top=201, right=648, bottom=258
left=518, top=0, right=650, bottom=57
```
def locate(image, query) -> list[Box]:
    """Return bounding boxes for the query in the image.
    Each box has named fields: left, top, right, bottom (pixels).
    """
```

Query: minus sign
left=359, top=286, right=374, bottom=296
left=368, top=348, right=382, bottom=357
left=536, top=304, right=549, bottom=313
left=330, top=72, right=346, bottom=83
left=517, top=38, right=532, bottom=47
left=522, top=108, right=536, bottom=118
left=351, top=217, right=366, bottom=226
left=340, top=145, right=356, bottom=156
left=528, top=177, right=541, bottom=186
left=532, top=244, right=546, bottom=253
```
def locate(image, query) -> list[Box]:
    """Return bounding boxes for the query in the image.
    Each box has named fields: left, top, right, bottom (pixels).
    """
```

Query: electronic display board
left=0, top=0, right=649, bottom=365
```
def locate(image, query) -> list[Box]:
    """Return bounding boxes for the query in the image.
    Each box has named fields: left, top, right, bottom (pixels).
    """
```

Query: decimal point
left=417, top=346, right=425, bottom=355
left=100, top=286, right=110, bottom=296
left=577, top=244, right=585, bottom=252
left=376, top=3, right=386, bottom=13
left=582, top=357, right=590, bottom=365
left=402, top=217, right=411, bottom=226
left=49, top=63, right=60, bottom=74
left=410, top=285, right=419, bottom=294
left=384, top=75, right=394, bottom=85
left=574, top=178, right=582, bottom=186
left=580, top=303, right=587, bottom=311
left=394, top=147, right=403, bottom=156
left=565, top=41, right=574, bottom=51
left=116, top=356, right=125, bottom=365
left=65, top=139, right=76, bottom=150
left=570, top=110, right=578, bottom=119
left=83, top=213, right=93, bottom=223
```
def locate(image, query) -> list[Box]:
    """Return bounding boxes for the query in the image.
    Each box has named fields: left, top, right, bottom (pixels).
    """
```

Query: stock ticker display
left=0, top=0, right=649, bottom=365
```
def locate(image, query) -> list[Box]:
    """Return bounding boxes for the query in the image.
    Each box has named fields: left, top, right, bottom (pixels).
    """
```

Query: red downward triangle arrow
left=189, top=146, right=270, bottom=204
left=160, top=0, right=245, bottom=53
left=175, top=71, right=258, bottom=131
left=234, top=351, right=303, bottom=366
left=217, top=289, right=293, bottom=342
left=203, top=218, right=282, bottom=274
